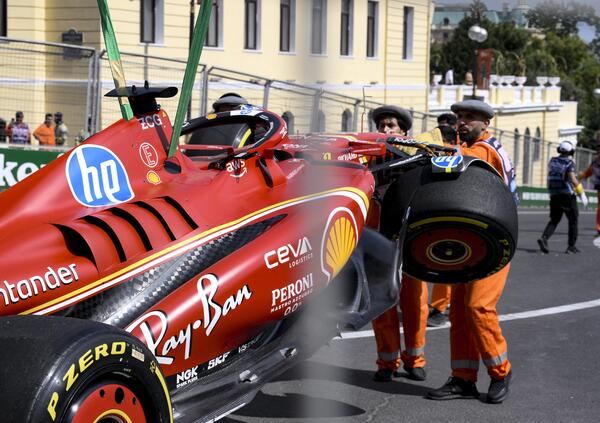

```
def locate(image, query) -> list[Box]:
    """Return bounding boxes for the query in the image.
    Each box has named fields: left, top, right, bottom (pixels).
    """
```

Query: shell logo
left=146, top=170, right=162, bottom=185
left=321, top=208, right=358, bottom=282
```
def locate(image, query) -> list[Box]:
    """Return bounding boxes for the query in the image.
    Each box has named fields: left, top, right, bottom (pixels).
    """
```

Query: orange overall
left=430, top=283, right=451, bottom=313
left=451, top=133, right=512, bottom=381
left=372, top=275, right=428, bottom=370
left=368, top=193, right=428, bottom=371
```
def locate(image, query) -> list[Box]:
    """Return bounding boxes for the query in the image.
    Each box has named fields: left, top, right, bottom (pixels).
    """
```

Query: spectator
left=537, top=141, right=587, bottom=254
left=0, top=117, right=6, bottom=143
left=445, top=69, right=454, bottom=85
left=212, top=93, right=249, bottom=113
left=33, top=113, right=56, bottom=146
left=54, top=112, right=69, bottom=146
left=370, top=105, right=429, bottom=383
left=437, top=113, right=458, bottom=130
left=578, top=150, right=600, bottom=236
left=427, top=99, right=515, bottom=404
left=7, top=111, right=31, bottom=144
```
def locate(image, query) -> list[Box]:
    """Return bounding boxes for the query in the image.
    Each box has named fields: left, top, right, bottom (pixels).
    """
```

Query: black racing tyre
left=381, top=163, right=518, bottom=283
left=0, top=315, right=172, bottom=423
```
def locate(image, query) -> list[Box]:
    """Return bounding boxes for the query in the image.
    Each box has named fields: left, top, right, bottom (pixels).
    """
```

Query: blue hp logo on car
left=431, top=155, right=463, bottom=171
left=66, top=145, right=134, bottom=207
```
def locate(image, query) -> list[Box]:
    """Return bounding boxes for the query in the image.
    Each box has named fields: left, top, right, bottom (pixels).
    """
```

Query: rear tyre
left=381, top=163, right=518, bottom=283
left=0, top=316, right=172, bottom=423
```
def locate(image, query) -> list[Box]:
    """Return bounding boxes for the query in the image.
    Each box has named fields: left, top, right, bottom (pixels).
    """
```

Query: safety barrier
left=0, top=37, right=596, bottom=191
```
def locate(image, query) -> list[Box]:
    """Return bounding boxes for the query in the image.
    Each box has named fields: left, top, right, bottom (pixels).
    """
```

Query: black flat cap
left=450, top=100, right=495, bottom=119
left=212, top=92, right=248, bottom=111
left=372, top=105, right=413, bottom=131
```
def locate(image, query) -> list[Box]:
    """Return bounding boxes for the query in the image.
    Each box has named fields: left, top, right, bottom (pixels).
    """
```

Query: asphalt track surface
left=224, top=210, right=600, bottom=423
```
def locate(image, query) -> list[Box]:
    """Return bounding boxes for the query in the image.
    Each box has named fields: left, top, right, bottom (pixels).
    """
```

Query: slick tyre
left=0, top=316, right=172, bottom=423
left=381, top=163, right=518, bottom=283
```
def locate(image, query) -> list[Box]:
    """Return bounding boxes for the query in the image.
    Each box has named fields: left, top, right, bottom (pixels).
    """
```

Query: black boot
left=373, top=368, right=400, bottom=382
left=426, top=376, right=479, bottom=400
left=486, top=370, right=512, bottom=404
left=537, top=237, right=549, bottom=254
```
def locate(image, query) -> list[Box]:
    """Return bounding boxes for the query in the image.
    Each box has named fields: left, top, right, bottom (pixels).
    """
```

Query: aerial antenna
left=97, top=0, right=134, bottom=121
left=168, top=0, right=213, bottom=158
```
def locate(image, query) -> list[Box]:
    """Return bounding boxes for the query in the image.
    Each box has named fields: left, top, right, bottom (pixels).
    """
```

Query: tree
left=470, top=0, right=487, bottom=22
left=526, top=0, right=600, bottom=37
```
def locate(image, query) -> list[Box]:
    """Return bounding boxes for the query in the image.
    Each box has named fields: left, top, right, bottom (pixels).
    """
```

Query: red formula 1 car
left=0, top=89, right=406, bottom=423
left=0, top=89, right=518, bottom=422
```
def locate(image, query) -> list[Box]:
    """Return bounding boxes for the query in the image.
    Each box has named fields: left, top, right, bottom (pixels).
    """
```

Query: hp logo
left=66, top=145, right=134, bottom=207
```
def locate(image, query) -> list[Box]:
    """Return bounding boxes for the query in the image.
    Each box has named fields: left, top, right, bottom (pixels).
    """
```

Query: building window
left=513, top=129, right=520, bottom=166
left=245, top=0, right=261, bottom=50
left=282, top=111, right=295, bottom=133
left=403, top=6, right=414, bottom=60
left=367, top=1, right=378, bottom=58
left=317, top=110, right=326, bottom=132
left=368, top=110, right=375, bottom=132
left=280, top=0, right=296, bottom=52
left=342, top=109, right=353, bottom=131
left=443, top=17, right=450, bottom=26
left=533, top=127, right=541, bottom=161
left=311, top=0, right=327, bottom=54
left=443, top=32, right=448, bottom=40
left=340, top=0, right=353, bottom=56
left=205, top=0, right=223, bottom=48
left=140, top=0, right=164, bottom=44
left=523, top=127, right=531, bottom=184
left=0, top=0, right=6, bottom=37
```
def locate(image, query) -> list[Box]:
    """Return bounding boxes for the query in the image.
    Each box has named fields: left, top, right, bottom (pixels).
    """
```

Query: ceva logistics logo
left=66, top=145, right=134, bottom=207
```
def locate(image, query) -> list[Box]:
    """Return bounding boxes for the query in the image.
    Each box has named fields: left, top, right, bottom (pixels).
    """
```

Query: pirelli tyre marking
left=46, top=340, right=173, bottom=423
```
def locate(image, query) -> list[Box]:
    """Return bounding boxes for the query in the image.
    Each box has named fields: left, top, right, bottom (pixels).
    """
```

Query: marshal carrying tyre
left=380, top=162, right=518, bottom=283
left=0, top=315, right=172, bottom=423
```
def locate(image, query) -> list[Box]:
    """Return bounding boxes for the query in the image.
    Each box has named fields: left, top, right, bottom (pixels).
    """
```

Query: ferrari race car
left=0, top=2, right=517, bottom=422
left=0, top=92, right=517, bottom=423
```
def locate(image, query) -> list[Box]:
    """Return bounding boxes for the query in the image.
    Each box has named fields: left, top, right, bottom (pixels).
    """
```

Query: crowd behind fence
left=0, top=37, right=596, bottom=191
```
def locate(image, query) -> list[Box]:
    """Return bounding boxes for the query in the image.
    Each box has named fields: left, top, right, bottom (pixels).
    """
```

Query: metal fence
left=0, top=37, right=596, bottom=190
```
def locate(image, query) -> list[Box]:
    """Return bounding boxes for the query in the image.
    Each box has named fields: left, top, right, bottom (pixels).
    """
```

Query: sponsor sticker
left=206, top=114, right=217, bottom=120
left=126, top=274, right=252, bottom=365
left=431, top=155, right=464, bottom=172
left=271, top=273, right=314, bottom=315
left=146, top=170, right=162, bottom=185
left=264, top=237, right=313, bottom=269
left=138, top=114, right=163, bottom=130
left=0, top=264, right=79, bottom=307
left=321, top=208, right=358, bottom=282
left=139, top=142, right=159, bottom=168
left=66, top=145, right=134, bottom=207
left=176, top=365, right=199, bottom=389
left=226, top=159, right=247, bottom=179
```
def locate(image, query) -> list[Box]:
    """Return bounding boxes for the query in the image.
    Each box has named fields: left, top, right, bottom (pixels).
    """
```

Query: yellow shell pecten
left=325, top=217, right=357, bottom=277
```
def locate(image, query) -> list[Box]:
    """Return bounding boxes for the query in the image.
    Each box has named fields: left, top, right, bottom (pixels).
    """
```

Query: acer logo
left=264, top=237, right=313, bottom=269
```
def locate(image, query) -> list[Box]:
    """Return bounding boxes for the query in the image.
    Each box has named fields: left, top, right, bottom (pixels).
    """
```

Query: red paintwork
left=0, top=107, right=389, bottom=381
left=70, top=383, right=147, bottom=423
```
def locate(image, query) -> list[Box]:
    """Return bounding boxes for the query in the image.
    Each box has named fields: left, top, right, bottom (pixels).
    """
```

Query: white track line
left=337, top=298, right=600, bottom=340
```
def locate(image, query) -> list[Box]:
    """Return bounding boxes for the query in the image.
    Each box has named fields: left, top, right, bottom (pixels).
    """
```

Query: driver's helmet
left=212, top=93, right=248, bottom=113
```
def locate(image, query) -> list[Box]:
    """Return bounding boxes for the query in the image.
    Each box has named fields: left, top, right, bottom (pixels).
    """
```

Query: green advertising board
left=519, top=186, right=598, bottom=209
left=0, top=147, right=65, bottom=191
